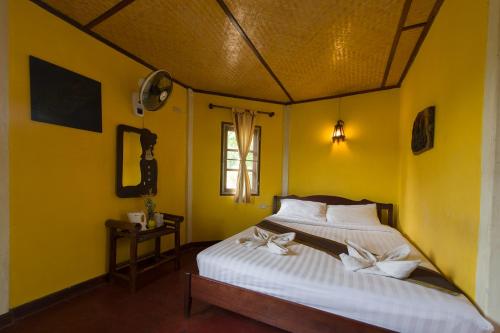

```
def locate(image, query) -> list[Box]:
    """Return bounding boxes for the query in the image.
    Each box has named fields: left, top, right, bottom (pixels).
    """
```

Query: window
left=221, top=122, right=261, bottom=196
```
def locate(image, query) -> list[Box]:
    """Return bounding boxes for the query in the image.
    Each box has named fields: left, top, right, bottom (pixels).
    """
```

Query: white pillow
left=276, top=199, right=327, bottom=222
left=326, top=204, right=381, bottom=226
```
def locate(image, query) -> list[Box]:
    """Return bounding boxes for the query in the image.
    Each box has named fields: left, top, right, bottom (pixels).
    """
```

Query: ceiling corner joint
left=396, top=0, right=445, bottom=86
left=381, top=0, right=413, bottom=88
left=84, top=0, right=136, bottom=30
left=215, top=0, right=294, bottom=103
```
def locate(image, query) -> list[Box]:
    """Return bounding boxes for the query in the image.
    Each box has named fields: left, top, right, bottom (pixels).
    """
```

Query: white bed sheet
left=197, top=215, right=493, bottom=333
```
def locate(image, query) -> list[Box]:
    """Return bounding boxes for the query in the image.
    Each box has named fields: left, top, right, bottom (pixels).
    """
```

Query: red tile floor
left=2, top=247, right=284, bottom=333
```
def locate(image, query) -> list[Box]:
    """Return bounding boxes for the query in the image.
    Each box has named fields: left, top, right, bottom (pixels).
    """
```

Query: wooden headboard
left=272, top=195, right=395, bottom=228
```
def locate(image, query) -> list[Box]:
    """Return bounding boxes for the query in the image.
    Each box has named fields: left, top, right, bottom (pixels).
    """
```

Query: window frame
left=220, top=121, right=261, bottom=196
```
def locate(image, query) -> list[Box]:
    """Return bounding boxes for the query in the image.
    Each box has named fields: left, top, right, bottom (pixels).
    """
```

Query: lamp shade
left=332, top=120, right=345, bottom=143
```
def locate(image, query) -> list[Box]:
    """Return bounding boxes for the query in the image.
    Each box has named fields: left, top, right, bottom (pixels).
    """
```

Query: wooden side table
left=105, top=213, right=184, bottom=292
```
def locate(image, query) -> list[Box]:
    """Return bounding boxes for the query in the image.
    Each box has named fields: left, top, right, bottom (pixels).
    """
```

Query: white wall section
left=0, top=0, right=10, bottom=315
left=477, top=0, right=500, bottom=327
left=186, top=88, right=194, bottom=243
left=281, top=105, right=291, bottom=195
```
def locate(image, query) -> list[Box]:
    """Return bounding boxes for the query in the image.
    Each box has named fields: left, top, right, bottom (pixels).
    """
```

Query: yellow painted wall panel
left=192, top=94, right=283, bottom=241
left=398, top=0, right=488, bottom=298
left=8, top=0, right=187, bottom=307
left=288, top=89, right=400, bottom=205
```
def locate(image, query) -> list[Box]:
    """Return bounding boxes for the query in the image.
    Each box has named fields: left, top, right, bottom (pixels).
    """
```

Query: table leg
left=175, top=221, right=181, bottom=270
left=155, top=237, right=161, bottom=261
left=108, top=229, right=117, bottom=282
left=129, top=237, right=138, bottom=293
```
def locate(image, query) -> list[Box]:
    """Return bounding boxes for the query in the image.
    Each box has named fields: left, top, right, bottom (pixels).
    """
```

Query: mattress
left=197, top=215, right=493, bottom=333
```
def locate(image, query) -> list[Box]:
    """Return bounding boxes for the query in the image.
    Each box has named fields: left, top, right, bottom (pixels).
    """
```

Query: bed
left=184, top=195, right=492, bottom=333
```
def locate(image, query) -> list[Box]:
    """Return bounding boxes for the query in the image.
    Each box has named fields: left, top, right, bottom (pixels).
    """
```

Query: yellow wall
left=7, top=0, right=489, bottom=308
left=192, top=93, right=283, bottom=241
left=289, top=89, right=400, bottom=205
left=8, top=0, right=187, bottom=307
left=398, top=0, right=488, bottom=298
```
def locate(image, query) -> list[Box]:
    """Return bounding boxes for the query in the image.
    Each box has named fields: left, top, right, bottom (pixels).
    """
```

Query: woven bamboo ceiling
left=35, top=0, right=443, bottom=104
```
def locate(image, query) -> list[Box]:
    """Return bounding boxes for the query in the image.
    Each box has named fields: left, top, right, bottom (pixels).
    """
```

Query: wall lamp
left=332, top=120, right=345, bottom=143
left=332, top=98, right=346, bottom=143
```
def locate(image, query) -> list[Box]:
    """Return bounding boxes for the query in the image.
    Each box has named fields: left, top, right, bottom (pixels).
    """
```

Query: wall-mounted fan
left=132, top=69, right=173, bottom=117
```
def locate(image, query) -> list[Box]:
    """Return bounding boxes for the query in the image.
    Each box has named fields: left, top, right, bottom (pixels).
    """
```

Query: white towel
left=340, top=240, right=420, bottom=279
left=237, top=227, right=295, bottom=255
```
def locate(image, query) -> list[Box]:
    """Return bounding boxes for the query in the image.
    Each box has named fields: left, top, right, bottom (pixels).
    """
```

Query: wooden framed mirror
left=116, top=124, right=158, bottom=198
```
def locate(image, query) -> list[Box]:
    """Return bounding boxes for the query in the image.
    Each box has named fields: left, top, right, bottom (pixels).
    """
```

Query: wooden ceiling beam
left=289, top=86, right=400, bottom=105
left=193, top=89, right=287, bottom=105
left=84, top=0, right=135, bottom=30
left=381, top=0, right=413, bottom=88
left=397, top=0, right=445, bottom=86
left=402, top=22, right=427, bottom=31
left=215, top=0, right=294, bottom=103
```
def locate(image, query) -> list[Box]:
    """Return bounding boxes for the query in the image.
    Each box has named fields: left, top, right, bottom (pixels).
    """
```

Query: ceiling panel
left=224, top=0, right=405, bottom=101
left=405, top=0, right=437, bottom=26
left=35, top=0, right=443, bottom=103
left=42, top=0, right=120, bottom=25
left=386, top=27, right=423, bottom=86
left=92, top=0, right=289, bottom=102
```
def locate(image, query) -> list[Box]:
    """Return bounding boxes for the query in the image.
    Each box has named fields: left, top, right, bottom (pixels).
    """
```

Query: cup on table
left=154, top=212, right=164, bottom=227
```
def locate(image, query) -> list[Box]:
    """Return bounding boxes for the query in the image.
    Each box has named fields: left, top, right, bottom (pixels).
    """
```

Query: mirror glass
left=116, top=124, right=158, bottom=198
left=122, top=131, right=142, bottom=186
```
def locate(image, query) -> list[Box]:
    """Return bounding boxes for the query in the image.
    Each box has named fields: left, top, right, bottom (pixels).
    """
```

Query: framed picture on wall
left=29, top=56, right=102, bottom=133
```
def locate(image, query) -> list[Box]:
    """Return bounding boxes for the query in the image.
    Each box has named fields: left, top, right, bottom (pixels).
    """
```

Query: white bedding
left=197, top=215, right=493, bottom=333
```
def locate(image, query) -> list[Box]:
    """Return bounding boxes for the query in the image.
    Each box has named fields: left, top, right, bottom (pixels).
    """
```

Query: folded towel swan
left=237, top=227, right=295, bottom=255
left=340, top=240, right=421, bottom=279
left=238, top=228, right=419, bottom=277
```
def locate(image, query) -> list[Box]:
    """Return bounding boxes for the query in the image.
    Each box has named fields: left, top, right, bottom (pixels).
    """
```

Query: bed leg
left=184, top=272, right=192, bottom=318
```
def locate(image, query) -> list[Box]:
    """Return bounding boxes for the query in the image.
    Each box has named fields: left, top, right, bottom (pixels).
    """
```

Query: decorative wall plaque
left=411, top=106, right=435, bottom=155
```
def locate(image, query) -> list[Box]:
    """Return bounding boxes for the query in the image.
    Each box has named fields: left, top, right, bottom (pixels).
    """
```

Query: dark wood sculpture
left=116, top=124, right=158, bottom=198
left=139, top=129, right=158, bottom=196
left=411, top=106, right=435, bottom=155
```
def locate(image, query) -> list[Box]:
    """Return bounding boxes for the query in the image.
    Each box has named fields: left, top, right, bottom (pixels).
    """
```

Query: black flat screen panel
left=29, top=56, right=102, bottom=132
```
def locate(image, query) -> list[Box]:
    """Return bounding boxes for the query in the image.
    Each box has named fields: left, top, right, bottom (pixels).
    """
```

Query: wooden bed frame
left=184, top=195, right=395, bottom=333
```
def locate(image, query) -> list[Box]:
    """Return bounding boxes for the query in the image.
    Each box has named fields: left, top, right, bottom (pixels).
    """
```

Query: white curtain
left=232, top=108, right=256, bottom=203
